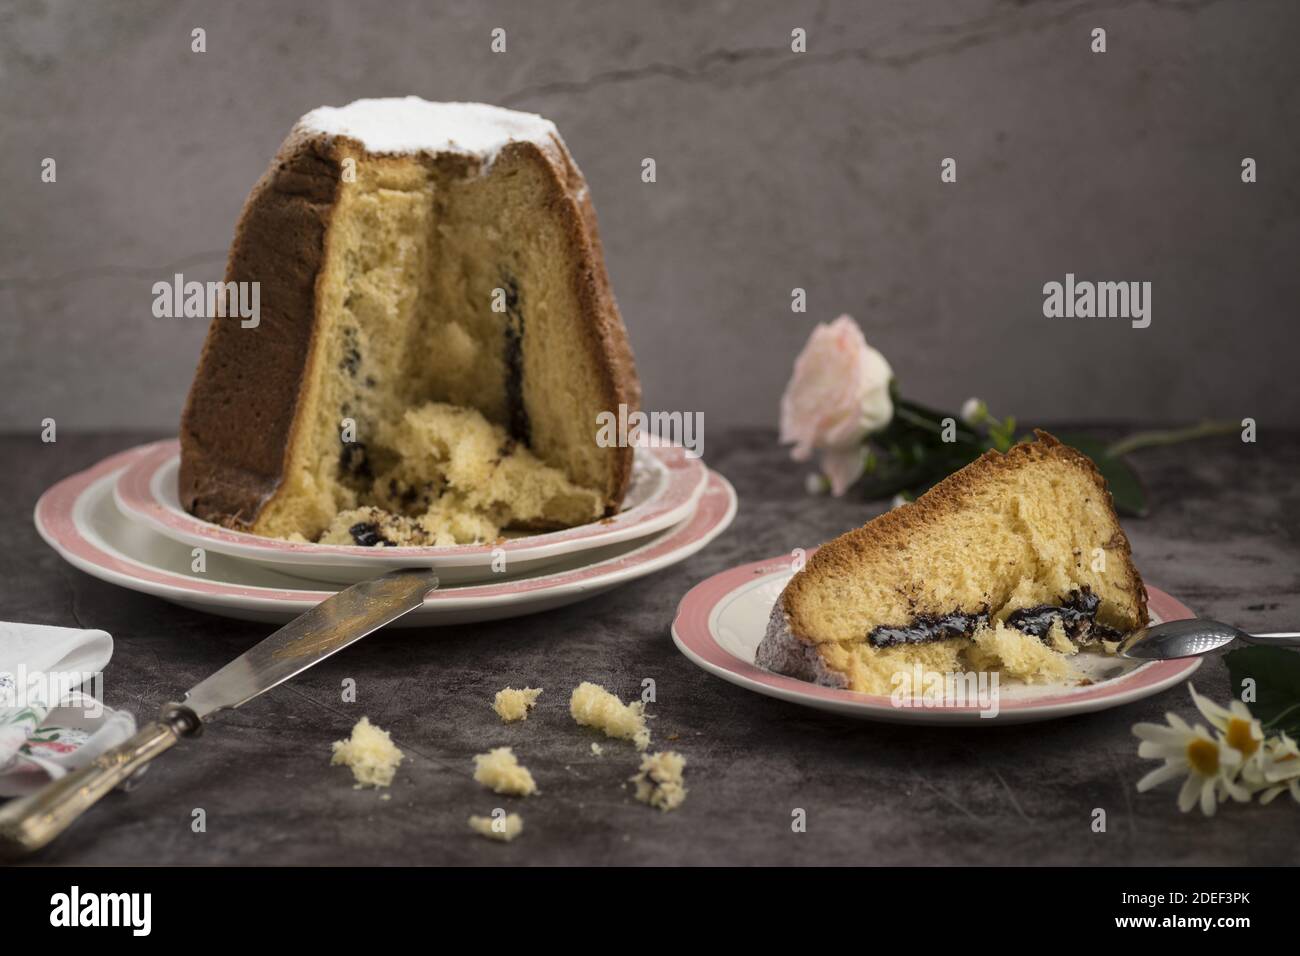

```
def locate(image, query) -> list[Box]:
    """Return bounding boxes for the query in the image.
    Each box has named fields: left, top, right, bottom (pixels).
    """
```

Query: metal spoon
left=1119, top=619, right=1300, bottom=660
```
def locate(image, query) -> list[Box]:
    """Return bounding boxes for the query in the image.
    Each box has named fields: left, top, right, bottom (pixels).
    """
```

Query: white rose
left=779, top=314, right=894, bottom=496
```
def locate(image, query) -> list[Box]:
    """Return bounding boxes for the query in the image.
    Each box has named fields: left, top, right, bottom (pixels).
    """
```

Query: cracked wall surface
left=1, top=0, right=1297, bottom=431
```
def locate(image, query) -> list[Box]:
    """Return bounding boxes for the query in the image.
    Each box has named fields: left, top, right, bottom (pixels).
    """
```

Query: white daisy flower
left=1250, top=733, right=1300, bottom=805
left=960, top=397, right=988, bottom=426
left=1132, top=711, right=1247, bottom=816
left=1188, top=684, right=1264, bottom=761
left=1258, top=782, right=1300, bottom=805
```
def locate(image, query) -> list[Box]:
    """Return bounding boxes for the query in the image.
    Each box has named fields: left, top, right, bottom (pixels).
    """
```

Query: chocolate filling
left=386, top=478, right=422, bottom=512
left=1005, top=588, right=1108, bottom=644
left=869, top=610, right=990, bottom=648
left=348, top=521, right=391, bottom=548
left=866, top=587, right=1121, bottom=649
left=500, top=274, right=531, bottom=446
left=339, top=327, right=361, bottom=377
left=1090, top=622, right=1124, bottom=642
left=338, top=441, right=372, bottom=481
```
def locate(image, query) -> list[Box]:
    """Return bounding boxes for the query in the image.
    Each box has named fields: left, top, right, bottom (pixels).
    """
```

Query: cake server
left=0, top=567, right=439, bottom=857
left=1119, top=619, right=1300, bottom=660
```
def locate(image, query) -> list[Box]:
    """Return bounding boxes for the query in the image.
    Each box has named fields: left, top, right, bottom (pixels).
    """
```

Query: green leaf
left=855, top=445, right=983, bottom=499
left=1051, top=432, right=1149, bottom=518
left=988, top=415, right=1018, bottom=452
left=1224, top=646, right=1300, bottom=738
left=1092, top=455, right=1148, bottom=518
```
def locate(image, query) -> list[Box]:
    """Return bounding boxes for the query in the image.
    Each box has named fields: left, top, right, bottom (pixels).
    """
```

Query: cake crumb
left=473, top=746, right=537, bottom=796
left=493, top=686, right=543, bottom=722
left=590, top=742, right=603, bottom=756
left=468, top=812, right=524, bottom=842
left=569, top=681, right=650, bottom=750
left=966, top=620, right=1077, bottom=683
left=1045, top=619, right=1078, bottom=657
left=632, top=751, right=687, bottom=812
left=330, top=716, right=404, bottom=788
left=311, top=403, right=605, bottom=547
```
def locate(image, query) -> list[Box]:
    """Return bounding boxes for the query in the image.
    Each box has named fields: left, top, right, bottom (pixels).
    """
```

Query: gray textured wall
left=2, top=0, right=1297, bottom=434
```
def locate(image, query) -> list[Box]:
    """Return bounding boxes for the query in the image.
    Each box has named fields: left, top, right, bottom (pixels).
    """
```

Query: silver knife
left=0, top=567, right=439, bottom=856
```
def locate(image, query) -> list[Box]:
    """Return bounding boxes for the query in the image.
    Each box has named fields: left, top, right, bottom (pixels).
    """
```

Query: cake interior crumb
left=473, top=746, right=537, bottom=796
left=493, top=686, right=543, bottom=722
left=965, top=620, right=1078, bottom=684
left=469, top=812, right=525, bottom=842
left=632, top=751, right=687, bottom=812
left=306, top=403, right=605, bottom=547
left=330, top=716, right=404, bottom=788
left=569, top=681, right=650, bottom=750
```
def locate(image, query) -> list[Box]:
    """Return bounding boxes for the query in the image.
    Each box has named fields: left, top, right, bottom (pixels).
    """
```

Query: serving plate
left=672, top=555, right=1200, bottom=725
left=38, top=445, right=736, bottom=626
left=114, top=439, right=708, bottom=584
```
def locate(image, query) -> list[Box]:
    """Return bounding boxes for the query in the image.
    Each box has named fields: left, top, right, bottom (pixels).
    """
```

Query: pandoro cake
left=180, top=97, right=639, bottom=546
left=757, top=432, right=1149, bottom=694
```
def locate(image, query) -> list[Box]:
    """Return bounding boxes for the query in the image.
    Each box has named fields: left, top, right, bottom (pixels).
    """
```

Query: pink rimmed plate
left=37, top=445, right=736, bottom=626
left=672, top=556, right=1201, bottom=725
left=113, top=439, right=709, bottom=584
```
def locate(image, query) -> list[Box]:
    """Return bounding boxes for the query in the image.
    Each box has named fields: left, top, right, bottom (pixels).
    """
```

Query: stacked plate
left=36, top=440, right=736, bottom=625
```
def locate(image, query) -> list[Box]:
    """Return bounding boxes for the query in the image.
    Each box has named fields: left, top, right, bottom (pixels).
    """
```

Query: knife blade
left=0, top=566, right=439, bottom=856
left=185, top=567, right=440, bottom=719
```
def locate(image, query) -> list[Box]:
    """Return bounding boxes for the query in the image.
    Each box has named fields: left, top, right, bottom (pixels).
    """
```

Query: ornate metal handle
left=0, top=702, right=200, bottom=858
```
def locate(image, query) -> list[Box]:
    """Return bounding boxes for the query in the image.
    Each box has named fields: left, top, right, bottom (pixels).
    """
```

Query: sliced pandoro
left=179, top=97, right=639, bottom=542
left=757, top=431, right=1149, bottom=695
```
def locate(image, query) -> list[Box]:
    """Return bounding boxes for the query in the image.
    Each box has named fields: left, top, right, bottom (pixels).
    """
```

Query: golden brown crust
left=782, top=430, right=1149, bottom=636
left=179, top=118, right=639, bottom=530
left=179, top=129, right=342, bottom=529
left=503, top=136, right=640, bottom=509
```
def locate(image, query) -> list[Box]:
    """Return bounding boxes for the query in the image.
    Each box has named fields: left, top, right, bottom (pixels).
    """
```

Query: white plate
left=114, top=439, right=709, bottom=584
left=37, top=446, right=737, bottom=626
left=672, top=557, right=1200, bottom=724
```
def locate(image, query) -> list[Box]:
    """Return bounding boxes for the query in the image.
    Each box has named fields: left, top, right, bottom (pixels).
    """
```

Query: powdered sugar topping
left=297, top=97, right=557, bottom=160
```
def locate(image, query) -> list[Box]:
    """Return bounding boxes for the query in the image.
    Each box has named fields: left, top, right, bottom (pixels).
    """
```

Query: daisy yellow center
left=1225, top=718, right=1259, bottom=756
left=1186, top=737, right=1220, bottom=776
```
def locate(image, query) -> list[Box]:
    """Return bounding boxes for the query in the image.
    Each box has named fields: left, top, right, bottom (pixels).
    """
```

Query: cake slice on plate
left=757, top=432, right=1149, bottom=695
left=179, top=97, right=639, bottom=545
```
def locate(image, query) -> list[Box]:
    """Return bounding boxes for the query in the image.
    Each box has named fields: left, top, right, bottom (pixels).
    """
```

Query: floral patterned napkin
left=0, top=621, right=137, bottom=797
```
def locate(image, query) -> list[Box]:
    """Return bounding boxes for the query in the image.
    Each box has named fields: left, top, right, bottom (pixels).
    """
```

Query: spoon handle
left=1242, top=632, right=1300, bottom=648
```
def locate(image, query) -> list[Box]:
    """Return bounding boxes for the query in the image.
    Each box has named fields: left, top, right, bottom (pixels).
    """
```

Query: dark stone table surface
left=4, top=428, right=1298, bottom=866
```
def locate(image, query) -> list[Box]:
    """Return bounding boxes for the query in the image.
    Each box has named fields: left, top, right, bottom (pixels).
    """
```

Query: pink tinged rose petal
left=779, top=315, right=894, bottom=472
left=819, top=444, right=867, bottom=497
